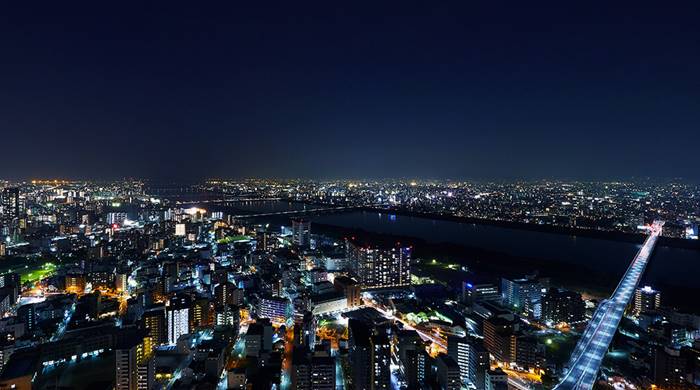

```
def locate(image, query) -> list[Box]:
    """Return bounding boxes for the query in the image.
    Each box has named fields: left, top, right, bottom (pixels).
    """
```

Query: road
left=364, top=298, right=447, bottom=351
left=554, top=222, right=663, bottom=390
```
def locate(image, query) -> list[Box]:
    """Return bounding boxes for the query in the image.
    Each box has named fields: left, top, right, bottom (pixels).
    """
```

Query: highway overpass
left=554, top=221, right=663, bottom=390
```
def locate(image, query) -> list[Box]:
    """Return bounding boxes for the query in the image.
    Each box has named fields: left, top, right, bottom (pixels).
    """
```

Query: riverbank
left=287, top=200, right=699, bottom=251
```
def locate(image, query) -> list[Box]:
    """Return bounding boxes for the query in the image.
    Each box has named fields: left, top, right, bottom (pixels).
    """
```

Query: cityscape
left=0, top=180, right=696, bottom=390
left=2, top=3, right=699, bottom=390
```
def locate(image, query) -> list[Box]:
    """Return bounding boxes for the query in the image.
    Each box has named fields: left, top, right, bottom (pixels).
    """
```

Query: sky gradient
left=1, top=3, right=699, bottom=181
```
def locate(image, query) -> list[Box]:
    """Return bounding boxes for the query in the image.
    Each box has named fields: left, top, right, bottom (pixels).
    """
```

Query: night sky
left=1, top=3, right=698, bottom=181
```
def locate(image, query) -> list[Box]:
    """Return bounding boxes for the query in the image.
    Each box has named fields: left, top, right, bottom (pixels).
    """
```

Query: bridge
left=554, top=221, right=663, bottom=389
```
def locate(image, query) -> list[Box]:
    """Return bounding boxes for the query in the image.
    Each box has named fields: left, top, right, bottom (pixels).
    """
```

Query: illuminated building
left=190, top=298, right=213, bottom=329
left=462, top=281, right=500, bottom=304
left=291, top=218, right=311, bottom=248
left=346, top=239, right=411, bottom=289
left=245, top=319, right=273, bottom=357
left=417, top=349, right=433, bottom=385
left=115, top=272, right=128, bottom=292
left=501, top=276, right=543, bottom=318
left=0, top=340, right=13, bottom=374
left=291, top=347, right=336, bottom=390
left=436, top=354, right=461, bottom=390
left=653, top=346, right=689, bottom=388
left=107, top=212, right=128, bottom=225
left=215, top=281, right=235, bottom=306
left=142, top=307, right=166, bottom=345
left=541, top=288, right=585, bottom=325
left=348, top=320, right=391, bottom=389
left=256, top=295, right=288, bottom=323
left=87, top=269, right=114, bottom=290
left=634, top=286, right=661, bottom=316
left=294, top=311, right=316, bottom=349
left=17, top=304, right=36, bottom=333
left=115, top=330, right=154, bottom=390
left=0, top=188, right=20, bottom=231
left=166, top=295, right=191, bottom=345
left=395, top=330, right=421, bottom=389
left=447, top=335, right=488, bottom=388
left=174, top=223, right=186, bottom=237
left=215, top=304, right=240, bottom=328
left=482, top=315, right=518, bottom=363
left=65, top=273, right=86, bottom=292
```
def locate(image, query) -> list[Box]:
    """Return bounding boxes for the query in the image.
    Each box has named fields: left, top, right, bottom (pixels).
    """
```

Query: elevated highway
left=554, top=221, right=663, bottom=389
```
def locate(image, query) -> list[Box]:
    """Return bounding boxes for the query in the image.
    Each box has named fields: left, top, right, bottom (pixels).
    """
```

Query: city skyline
left=2, top=3, right=699, bottom=181
left=1, top=4, right=699, bottom=389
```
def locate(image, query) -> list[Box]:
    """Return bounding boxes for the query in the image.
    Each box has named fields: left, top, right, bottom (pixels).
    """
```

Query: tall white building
left=167, top=295, right=191, bottom=344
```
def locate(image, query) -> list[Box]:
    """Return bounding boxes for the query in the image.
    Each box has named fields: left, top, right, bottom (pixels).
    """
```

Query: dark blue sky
left=1, top=2, right=698, bottom=181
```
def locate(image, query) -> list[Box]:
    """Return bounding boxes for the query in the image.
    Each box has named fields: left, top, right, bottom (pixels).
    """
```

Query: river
left=206, top=200, right=699, bottom=311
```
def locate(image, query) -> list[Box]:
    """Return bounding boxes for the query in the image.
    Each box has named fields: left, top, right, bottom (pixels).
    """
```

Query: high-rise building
left=115, top=330, right=153, bottom=390
left=142, top=306, right=167, bottom=346
left=115, top=272, right=128, bottom=293
left=257, top=295, right=289, bottom=323
left=447, top=335, right=489, bottom=388
left=17, top=304, right=36, bottom=333
left=436, top=354, right=462, bottom=390
left=348, top=320, right=391, bottom=389
left=483, top=315, right=519, bottom=363
left=190, top=298, right=213, bottom=329
left=462, top=281, right=500, bottom=304
left=107, top=212, right=128, bottom=225
left=653, top=346, right=689, bottom=389
left=215, top=304, right=240, bottom=328
left=417, top=349, right=434, bottom=387
left=291, top=219, right=311, bottom=248
left=166, top=295, right=191, bottom=344
left=541, top=288, right=585, bottom=325
left=347, top=239, right=411, bottom=289
left=245, top=319, right=273, bottom=357
left=501, top=277, right=543, bottom=317
left=65, top=273, right=86, bottom=293
left=396, top=330, right=422, bottom=389
left=333, top=276, right=362, bottom=307
left=633, top=286, right=661, bottom=316
left=215, top=281, right=236, bottom=306
left=0, top=188, right=20, bottom=231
